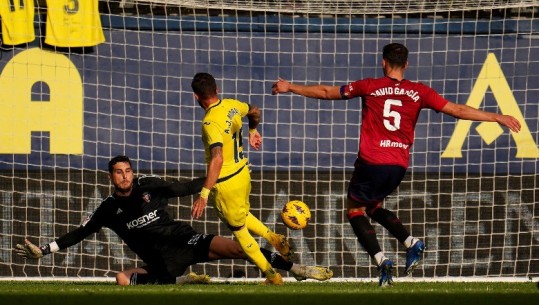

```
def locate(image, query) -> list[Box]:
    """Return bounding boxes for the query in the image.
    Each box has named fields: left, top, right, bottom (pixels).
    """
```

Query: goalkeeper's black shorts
left=141, top=233, right=215, bottom=279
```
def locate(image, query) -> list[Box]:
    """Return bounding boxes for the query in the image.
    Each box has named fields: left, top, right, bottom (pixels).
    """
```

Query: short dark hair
left=383, top=43, right=408, bottom=68
left=108, top=155, right=131, bottom=173
left=191, top=72, right=217, bottom=100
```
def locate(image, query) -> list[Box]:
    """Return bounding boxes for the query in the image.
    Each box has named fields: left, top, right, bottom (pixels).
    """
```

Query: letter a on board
left=441, top=53, right=539, bottom=158
left=0, top=48, right=83, bottom=154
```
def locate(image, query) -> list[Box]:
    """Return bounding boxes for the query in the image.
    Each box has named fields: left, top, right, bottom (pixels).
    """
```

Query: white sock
left=404, top=236, right=418, bottom=248
left=374, top=252, right=387, bottom=266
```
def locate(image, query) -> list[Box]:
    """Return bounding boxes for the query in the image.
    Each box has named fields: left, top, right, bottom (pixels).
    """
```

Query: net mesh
left=0, top=0, right=537, bottom=280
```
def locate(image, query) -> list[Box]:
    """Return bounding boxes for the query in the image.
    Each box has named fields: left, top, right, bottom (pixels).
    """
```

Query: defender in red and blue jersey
left=341, top=76, right=447, bottom=168
left=272, top=43, right=521, bottom=286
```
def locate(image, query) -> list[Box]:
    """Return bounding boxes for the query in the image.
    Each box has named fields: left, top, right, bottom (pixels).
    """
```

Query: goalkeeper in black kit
left=15, top=155, right=333, bottom=285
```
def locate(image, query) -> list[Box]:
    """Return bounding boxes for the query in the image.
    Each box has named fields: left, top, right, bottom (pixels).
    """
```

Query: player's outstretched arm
left=15, top=239, right=46, bottom=259
left=271, top=77, right=342, bottom=100
left=441, top=102, right=521, bottom=132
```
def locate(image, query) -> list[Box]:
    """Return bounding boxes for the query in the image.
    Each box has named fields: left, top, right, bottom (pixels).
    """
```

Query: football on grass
left=281, top=200, right=311, bottom=230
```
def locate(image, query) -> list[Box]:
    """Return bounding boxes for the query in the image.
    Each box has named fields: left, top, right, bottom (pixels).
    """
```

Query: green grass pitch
left=0, top=281, right=537, bottom=305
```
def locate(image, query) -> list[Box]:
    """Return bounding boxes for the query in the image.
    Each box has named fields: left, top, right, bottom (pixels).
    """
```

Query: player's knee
left=365, top=203, right=383, bottom=218
left=116, top=271, right=131, bottom=286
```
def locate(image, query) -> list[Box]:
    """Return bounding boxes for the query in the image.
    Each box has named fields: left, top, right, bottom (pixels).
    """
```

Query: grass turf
left=0, top=281, right=537, bottom=305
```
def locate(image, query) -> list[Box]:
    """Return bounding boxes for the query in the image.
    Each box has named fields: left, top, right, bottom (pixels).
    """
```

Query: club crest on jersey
left=142, top=192, right=151, bottom=203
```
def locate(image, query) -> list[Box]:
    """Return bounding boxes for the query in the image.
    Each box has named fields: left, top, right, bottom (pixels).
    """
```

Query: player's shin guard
left=369, top=207, right=410, bottom=244
left=233, top=227, right=273, bottom=275
left=347, top=211, right=382, bottom=257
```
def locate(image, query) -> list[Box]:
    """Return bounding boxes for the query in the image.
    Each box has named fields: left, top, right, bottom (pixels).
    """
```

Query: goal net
left=0, top=0, right=538, bottom=281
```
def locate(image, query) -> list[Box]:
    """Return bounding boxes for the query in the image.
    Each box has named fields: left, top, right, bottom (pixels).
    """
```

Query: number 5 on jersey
left=383, top=99, right=402, bottom=131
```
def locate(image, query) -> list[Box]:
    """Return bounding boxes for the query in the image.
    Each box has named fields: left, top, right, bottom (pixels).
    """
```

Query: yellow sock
left=233, top=227, right=272, bottom=273
left=245, top=212, right=273, bottom=241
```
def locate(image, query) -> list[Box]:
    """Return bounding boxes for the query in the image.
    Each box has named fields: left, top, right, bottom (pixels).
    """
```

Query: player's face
left=110, top=161, right=134, bottom=196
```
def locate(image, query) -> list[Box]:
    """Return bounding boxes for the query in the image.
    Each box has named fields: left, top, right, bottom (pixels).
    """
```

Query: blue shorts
left=347, top=158, right=407, bottom=207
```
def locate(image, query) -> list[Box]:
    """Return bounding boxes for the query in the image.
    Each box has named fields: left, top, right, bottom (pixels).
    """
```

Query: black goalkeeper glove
left=15, top=239, right=50, bottom=259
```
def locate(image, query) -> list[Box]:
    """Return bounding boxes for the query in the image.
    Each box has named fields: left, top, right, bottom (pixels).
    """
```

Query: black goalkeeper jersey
left=54, top=176, right=204, bottom=263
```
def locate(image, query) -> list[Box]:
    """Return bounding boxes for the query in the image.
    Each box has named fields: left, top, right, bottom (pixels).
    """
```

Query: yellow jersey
left=202, top=99, right=250, bottom=178
left=0, top=0, right=35, bottom=45
left=45, top=0, right=105, bottom=47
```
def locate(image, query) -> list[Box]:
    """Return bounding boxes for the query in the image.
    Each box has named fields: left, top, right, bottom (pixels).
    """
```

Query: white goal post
left=0, top=0, right=538, bottom=282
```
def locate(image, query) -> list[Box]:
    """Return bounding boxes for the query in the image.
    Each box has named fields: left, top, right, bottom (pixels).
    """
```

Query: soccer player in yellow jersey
left=191, top=72, right=291, bottom=285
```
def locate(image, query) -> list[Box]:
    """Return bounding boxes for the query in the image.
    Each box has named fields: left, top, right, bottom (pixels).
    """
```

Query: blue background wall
left=0, top=16, right=537, bottom=173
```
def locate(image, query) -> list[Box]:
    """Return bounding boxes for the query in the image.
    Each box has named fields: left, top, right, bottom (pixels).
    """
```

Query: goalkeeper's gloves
left=15, top=239, right=51, bottom=259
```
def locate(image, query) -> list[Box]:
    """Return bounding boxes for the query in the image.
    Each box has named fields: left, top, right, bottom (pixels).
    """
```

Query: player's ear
left=404, top=60, right=409, bottom=70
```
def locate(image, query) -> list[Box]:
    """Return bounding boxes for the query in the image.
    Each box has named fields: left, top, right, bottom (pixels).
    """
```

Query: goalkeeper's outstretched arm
left=14, top=226, right=95, bottom=259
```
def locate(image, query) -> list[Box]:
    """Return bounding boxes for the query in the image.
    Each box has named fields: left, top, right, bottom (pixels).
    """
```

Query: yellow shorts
left=211, top=166, right=251, bottom=228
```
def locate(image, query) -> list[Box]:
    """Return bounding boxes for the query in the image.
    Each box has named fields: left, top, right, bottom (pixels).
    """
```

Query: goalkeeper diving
left=15, top=155, right=333, bottom=285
